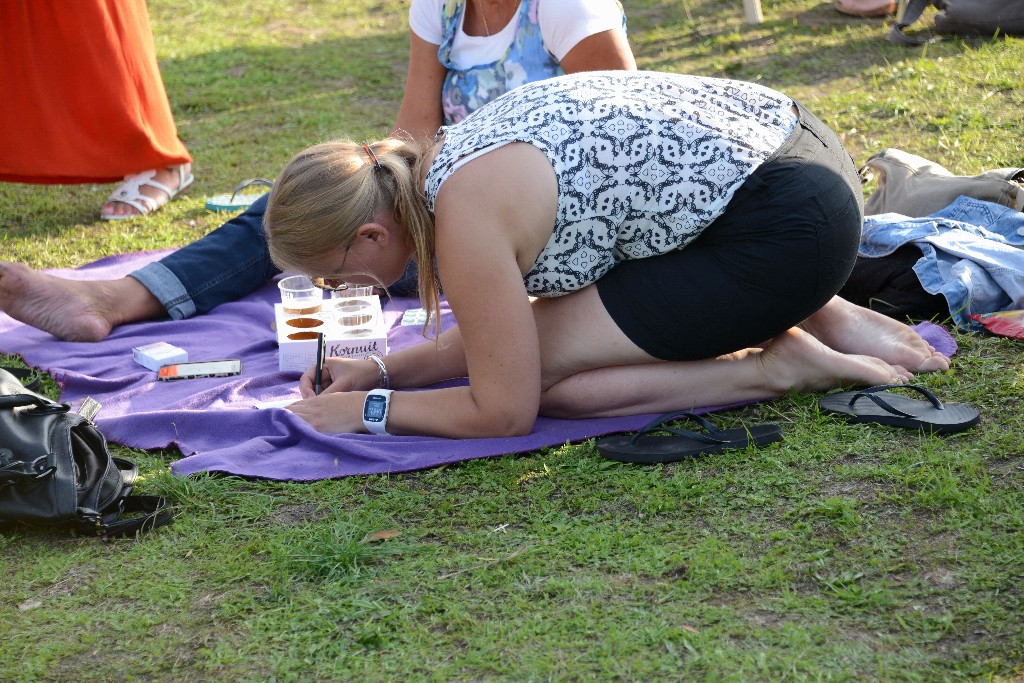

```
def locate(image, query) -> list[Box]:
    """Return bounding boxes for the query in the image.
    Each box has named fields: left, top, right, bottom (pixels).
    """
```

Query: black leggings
left=596, top=102, right=864, bottom=361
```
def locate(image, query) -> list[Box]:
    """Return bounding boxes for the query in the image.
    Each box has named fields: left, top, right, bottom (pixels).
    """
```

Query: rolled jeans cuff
left=129, top=262, right=197, bottom=321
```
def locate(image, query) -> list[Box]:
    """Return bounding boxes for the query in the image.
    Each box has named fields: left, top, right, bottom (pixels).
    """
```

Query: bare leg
left=540, top=327, right=909, bottom=419
left=800, top=296, right=949, bottom=373
left=531, top=287, right=910, bottom=419
left=0, top=261, right=164, bottom=341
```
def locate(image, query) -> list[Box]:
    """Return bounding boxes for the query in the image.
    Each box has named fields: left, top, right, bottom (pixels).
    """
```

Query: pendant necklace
left=480, top=3, right=491, bottom=36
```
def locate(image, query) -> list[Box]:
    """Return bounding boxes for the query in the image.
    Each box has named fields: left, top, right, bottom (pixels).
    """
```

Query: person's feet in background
left=100, top=162, right=194, bottom=219
left=834, top=0, right=897, bottom=16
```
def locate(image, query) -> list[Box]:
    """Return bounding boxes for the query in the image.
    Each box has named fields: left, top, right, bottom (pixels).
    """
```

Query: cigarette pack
left=132, top=341, right=189, bottom=371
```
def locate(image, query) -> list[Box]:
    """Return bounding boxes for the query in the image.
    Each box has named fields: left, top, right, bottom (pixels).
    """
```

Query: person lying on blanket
left=0, top=0, right=635, bottom=341
left=258, top=71, right=949, bottom=438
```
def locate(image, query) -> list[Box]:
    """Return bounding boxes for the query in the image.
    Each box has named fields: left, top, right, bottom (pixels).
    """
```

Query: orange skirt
left=0, top=0, right=191, bottom=184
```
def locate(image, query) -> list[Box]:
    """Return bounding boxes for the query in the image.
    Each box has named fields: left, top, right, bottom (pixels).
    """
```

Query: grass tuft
left=273, top=510, right=409, bottom=582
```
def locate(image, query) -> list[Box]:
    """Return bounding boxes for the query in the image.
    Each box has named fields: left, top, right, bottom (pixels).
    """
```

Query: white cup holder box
left=274, top=296, right=388, bottom=372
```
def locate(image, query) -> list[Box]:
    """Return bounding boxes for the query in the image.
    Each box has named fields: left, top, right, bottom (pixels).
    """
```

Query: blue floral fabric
left=438, top=0, right=622, bottom=124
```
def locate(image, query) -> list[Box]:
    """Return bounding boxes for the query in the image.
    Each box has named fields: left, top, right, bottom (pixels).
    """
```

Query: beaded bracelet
left=368, top=353, right=390, bottom=390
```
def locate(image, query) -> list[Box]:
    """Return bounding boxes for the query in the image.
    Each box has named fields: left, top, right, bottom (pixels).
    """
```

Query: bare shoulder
left=434, top=142, right=558, bottom=273
left=437, top=142, right=556, bottom=202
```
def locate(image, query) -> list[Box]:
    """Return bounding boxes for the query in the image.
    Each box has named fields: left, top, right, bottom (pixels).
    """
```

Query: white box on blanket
left=274, top=297, right=388, bottom=373
left=132, top=341, right=189, bottom=371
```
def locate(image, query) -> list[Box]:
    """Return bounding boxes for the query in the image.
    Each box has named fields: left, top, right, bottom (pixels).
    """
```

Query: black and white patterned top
left=424, top=71, right=799, bottom=296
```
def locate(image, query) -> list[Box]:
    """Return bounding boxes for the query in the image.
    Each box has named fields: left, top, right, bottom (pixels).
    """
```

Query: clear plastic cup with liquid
left=330, top=285, right=374, bottom=299
left=278, top=275, right=323, bottom=315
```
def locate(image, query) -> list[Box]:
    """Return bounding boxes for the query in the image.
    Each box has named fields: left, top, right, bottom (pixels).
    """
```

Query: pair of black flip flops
left=595, top=384, right=980, bottom=464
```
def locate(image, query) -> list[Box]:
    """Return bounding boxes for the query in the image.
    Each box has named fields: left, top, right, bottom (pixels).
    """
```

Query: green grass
left=2, top=1, right=1023, bottom=680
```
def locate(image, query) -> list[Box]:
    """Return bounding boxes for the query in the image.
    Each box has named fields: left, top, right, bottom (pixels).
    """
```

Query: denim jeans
left=130, top=194, right=277, bottom=319
left=130, top=194, right=419, bottom=319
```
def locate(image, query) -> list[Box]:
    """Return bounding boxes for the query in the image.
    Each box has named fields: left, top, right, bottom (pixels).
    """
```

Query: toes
left=892, top=366, right=913, bottom=382
left=918, top=354, right=950, bottom=373
left=100, top=201, right=141, bottom=218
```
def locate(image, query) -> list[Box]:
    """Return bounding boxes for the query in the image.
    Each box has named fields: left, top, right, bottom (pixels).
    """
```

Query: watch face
left=364, top=394, right=387, bottom=422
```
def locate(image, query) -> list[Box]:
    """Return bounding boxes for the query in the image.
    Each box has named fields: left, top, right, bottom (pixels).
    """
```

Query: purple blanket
left=0, top=251, right=957, bottom=481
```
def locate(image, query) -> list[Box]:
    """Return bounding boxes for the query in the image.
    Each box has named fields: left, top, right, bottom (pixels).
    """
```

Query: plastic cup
left=330, top=285, right=375, bottom=299
left=278, top=275, right=323, bottom=314
left=330, top=299, right=371, bottom=315
left=327, top=297, right=373, bottom=328
left=338, top=312, right=374, bottom=328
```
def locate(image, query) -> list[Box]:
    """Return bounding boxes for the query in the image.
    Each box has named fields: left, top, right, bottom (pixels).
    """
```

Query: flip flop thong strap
left=230, top=178, right=274, bottom=201
left=629, top=411, right=729, bottom=446
left=847, top=384, right=945, bottom=418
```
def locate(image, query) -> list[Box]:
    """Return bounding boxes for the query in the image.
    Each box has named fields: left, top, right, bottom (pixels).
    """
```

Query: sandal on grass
left=817, top=384, right=981, bottom=434
left=595, top=411, right=783, bottom=464
left=100, top=163, right=194, bottom=220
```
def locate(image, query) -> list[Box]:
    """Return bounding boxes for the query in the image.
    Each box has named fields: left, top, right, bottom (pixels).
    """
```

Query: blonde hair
left=265, top=137, right=441, bottom=337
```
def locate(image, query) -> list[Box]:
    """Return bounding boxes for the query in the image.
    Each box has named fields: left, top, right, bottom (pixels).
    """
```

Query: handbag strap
left=97, top=495, right=174, bottom=538
left=0, top=453, right=56, bottom=484
left=0, top=366, right=61, bottom=412
left=0, top=393, right=69, bottom=413
left=1, top=366, right=43, bottom=393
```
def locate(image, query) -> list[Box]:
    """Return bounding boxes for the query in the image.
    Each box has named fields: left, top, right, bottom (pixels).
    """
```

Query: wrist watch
left=362, top=389, right=393, bottom=435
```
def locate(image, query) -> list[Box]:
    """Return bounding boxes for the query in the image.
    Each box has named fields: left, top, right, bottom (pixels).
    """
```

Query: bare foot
left=0, top=262, right=161, bottom=341
left=800, top=297, right=950, bottom=373
left=101, top=163, right=193, bottom=219
left=757, top=327, right=912, bottom=394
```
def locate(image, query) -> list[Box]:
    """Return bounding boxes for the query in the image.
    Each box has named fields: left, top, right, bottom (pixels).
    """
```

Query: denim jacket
left=860, top=195, right=1024, bottom=329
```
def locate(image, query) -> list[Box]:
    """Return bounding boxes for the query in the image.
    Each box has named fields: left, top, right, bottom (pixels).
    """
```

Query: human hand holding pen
left=314, top=332, right=325, bottom=395
left=298, top=356, right=385, bottom=398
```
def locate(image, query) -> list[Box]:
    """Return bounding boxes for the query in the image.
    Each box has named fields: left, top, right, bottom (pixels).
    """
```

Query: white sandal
left=100, top=163, right=195, bottom=220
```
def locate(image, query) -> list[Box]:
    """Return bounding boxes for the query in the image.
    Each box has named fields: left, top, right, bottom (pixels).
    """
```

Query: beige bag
left=860, top=148, right=1024, bottom=217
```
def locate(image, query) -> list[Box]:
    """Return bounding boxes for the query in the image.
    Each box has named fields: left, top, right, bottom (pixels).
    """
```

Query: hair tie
left=361, top=143, right=382, bottom=171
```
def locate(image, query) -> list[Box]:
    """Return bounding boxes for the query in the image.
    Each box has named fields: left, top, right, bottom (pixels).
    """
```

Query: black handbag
left=0, top=367, right=172, bottom=537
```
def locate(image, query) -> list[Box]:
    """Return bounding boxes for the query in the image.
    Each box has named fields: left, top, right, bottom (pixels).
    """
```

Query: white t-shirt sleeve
left=409, top=0, right=445, bottom=45
left=538, top=0, right=625, bottom=62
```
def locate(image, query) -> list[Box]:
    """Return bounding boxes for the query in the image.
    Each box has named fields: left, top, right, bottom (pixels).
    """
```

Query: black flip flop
left=595, top=411, right=784, bottom=464
left=817, top=384, right=980, bottom=434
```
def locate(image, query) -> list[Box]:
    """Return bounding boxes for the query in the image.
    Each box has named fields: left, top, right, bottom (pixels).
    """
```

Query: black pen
left=314, top=332, right=325, bottom=395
